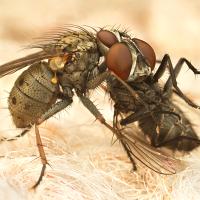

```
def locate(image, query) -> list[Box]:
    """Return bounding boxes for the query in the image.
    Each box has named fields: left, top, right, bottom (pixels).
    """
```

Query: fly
left=97, top=28, right=200, bottom=170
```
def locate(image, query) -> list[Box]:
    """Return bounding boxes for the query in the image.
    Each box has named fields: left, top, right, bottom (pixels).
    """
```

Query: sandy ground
left=0, top=0, right=200, bottom=199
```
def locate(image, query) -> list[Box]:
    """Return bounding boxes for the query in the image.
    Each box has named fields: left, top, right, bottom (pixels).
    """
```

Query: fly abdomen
left=8, top=62, right=59, bottom=128
left=138, top=104, right=199, bottom=151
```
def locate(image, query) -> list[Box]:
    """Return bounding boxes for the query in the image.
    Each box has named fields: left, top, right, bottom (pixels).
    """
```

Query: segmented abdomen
left=8, top=62, right=59, bottom=128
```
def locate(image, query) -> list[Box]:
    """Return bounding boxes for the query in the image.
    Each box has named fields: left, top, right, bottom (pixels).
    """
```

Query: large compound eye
left=106, top=43, right=132, bottom=80
left=97, top=30, right=118, bottom=48
left=133, top=38, right=156, bottom=70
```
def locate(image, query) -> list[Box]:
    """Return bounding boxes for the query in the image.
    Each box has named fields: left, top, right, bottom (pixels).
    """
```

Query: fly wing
left=0, top=50, right=64, bottom=77
left=119, top=126, right=186, bottom=174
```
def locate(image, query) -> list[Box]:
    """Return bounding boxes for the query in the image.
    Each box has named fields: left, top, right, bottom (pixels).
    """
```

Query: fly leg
left=120, top=109, right=153, bottom=126
left=0, top=129, right=30, bottom=143
left=32, top=98, right=72, bottom=189
left=153, top=54, right=200, bottom=108
left=32, top=125, right=48, bottom=189
left=0, top=99, right=72, bottom=189
left=120, top=110, right=158, bottom=147
left=79, top=95, right=137, bottom=170
left=172, top=89, right=198, bottom=107
left=163, top=56, right=200, bottom=95
left=37, top=98, right=72, bottom=124
left=86, top=71, right=110, bottom=89
left=120, top=141, right=137, bottom=171
left=121, top=110, right=181, bottom=126
left=113, top=110, right=137, bottom=170
left=79, top=95, right=119, bottom=134
left=120, top=109, right=183, bottom=148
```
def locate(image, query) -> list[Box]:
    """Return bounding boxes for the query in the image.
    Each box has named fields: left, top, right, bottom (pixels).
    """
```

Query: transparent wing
left=118, top=126, right=186, bottom=174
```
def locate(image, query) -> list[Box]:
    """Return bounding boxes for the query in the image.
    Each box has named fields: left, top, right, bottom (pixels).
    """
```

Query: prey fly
left=97, top=28, right=200, bottom=170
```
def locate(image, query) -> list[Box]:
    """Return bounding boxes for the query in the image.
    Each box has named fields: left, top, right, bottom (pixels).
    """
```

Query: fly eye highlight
left=133, top=38, right=156, bottom=70
left=106, top=43, right=132, bottom=80
left=97, top=30, right=118, bottom=48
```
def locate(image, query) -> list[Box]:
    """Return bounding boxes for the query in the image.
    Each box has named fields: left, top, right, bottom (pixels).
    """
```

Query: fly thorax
left=61, top=31, right=97, bottom=53
left=64, top=52, right=91, bottom=73
left=61, top=35, right=81, bottom=51
left=61, top=50, right=99, bottom=89
left=58, top=31, right=99, bottom=90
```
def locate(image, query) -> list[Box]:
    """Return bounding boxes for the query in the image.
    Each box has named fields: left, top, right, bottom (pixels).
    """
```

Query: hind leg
left=31, top=98, right=73, bottom=189
left=1, top=98, right=73, bottom=189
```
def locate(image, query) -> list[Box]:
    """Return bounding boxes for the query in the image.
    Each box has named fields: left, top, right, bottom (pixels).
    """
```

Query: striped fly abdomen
left=8, top=62, right=59, bottom=128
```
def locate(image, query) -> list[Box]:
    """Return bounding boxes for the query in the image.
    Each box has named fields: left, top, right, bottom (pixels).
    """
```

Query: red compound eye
left=106, top=43, right=132, bottom=80
left=97, top=30, right=118, bottom=48
left=133, top=38, right=156, bottom=70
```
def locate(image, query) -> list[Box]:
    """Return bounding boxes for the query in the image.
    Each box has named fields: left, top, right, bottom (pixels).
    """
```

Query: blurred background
left=0, top=0, right=200, bottom=199
left=0, top=0, right=200, bottom=91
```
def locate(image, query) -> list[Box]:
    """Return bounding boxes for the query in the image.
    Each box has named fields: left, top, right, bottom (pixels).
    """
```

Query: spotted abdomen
left=8, top=62, right=59, bottom=128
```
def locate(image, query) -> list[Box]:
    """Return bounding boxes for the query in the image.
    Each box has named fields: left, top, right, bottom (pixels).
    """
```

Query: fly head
left=96, top=28, right=156, bottom=81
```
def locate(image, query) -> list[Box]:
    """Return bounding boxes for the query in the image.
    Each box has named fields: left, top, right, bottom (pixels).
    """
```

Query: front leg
left=79, top=95, right=137, bottom=170
left=79, top=95, right=115, bottom=130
